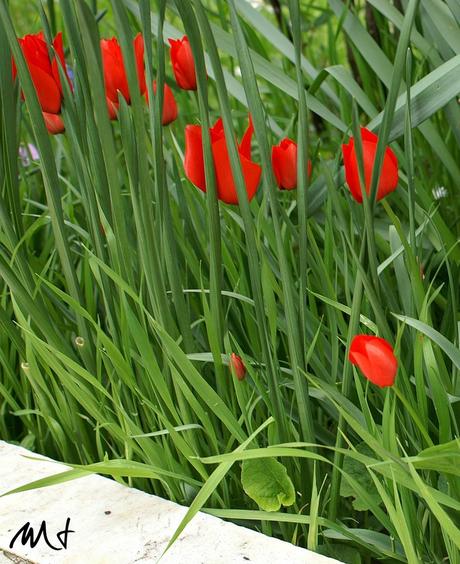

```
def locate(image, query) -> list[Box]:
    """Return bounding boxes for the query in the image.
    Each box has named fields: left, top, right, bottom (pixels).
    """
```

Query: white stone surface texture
left=0, top=441, right=340, bottom=564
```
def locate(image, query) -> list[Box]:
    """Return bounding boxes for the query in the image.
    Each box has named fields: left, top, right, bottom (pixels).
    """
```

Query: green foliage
left=317, top=543, right=362, bottom=564
left=340, top=444, right=381, bottom=512
left=241, top=458, right=296, bottom=511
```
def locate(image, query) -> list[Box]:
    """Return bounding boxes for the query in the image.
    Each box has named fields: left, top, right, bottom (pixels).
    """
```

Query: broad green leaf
left=340, top=444, right=381, bottom=511
left=241, top=458, right=295, bottom=512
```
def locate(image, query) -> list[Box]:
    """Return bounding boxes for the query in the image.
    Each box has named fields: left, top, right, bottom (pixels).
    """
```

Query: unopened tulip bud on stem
left=349, top=334, right=398, bottom=388
left=342, top=128, right=398, bottom=203
left=229, top=353, right=246, bottom=381
left=168, top=36, right=198, bottom=91
left=271, top=137, right=312, bottom=191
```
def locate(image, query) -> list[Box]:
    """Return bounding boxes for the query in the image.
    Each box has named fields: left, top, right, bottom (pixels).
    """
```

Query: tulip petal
left=362, top=140, right=398, bottom=201
left=349, top=334, right=374, bottom=357
left=184, top=125, right=206, bottom=191
left=172, top=63, right=195, bottom=91
left=272, top=138, right=298, bottom=190
left=349, top=335, right=397, bottom=387
left=51, top=32, right=71, bottom=94
left=134, top=33, right=146, bottom=96
left=101, top=38, right=130, bottom=103
left=360, top=127, right=378, bottom=144
left=230, top=353, right=246, bottom=381
left=342, top=129, right=398, bottom=203
left=169, top=36, right=197, bottom=90
left=348, top=350, right=376, bottom=382
left=43, top=112, right=65, bottom=134
left=241, top=154, right=262, bottom=202
left=210, top=118, right=225, bottom=143
left=364, top=340, right=398, bottom=387
left=20, top=34, right=52, bottom=75
left=238, top=115, right=254, bottom=160
left=342, top=141, right=363, bottom=203
left=211, top=137, right=237, bottom=203
left=148, top=81, right=178, bottom=125
left=185, top=115, right=261, bottom=204
left=27, top=62, right=62, bottom=114
left=12, top=56, right=17, bottom=81
left=161, top=83, right=178, bottom=125
left=53, top=32, right=65, bottom=67
left=378, top=146, right=399, bottom=199
left=212, top=137, right=261, bottom=204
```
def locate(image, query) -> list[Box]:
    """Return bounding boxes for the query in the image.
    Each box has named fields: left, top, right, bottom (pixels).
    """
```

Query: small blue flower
left=66, top=64, right=75, bottom=88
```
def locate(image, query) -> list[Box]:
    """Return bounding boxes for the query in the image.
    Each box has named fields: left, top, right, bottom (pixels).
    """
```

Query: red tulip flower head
left=229, top=353, right=246, bottom=381
left=13, top=32, right=69, bottom=134
left=272, top=138, right=312, bottom=190
left=145, top=81, right=178, bottom=126
left=342, top=128, right=398, bottom=203
left=184, top=116, right=261, bottom=205
left=101, top=33, right=146, bottom=119
left=168, top=36, right=197, bottom=91
left=349, top=335, right=398, bottom=387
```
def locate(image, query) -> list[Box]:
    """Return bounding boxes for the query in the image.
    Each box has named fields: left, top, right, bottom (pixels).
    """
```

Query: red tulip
left=13, top=32, right=69, bottom=134
left=161, top=83, right=178, bottom=125
left=342, top=127, right=398, bottom=203
left=229, top=353, right=246, bottom=381
left=349, top=335, right=398, bottom=387
left=145, top=81, right=178, bottom=126
left=43, top=113, right=65, bottom=134
left=168, top=36, right=197, bottom=91
left=184, top=116, right=261, bottom=205
left=101, top=33, right=146, bottom=119
left=271, top=138, right=312, bottom=190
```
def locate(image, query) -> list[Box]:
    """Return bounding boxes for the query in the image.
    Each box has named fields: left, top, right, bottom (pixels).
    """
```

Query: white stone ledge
left=0, top=442, right=340, bottom=563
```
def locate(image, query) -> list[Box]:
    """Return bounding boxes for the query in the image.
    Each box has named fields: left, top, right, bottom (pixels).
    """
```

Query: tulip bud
left=168, top=36, right=197, bottom=91
left=342, top=128, right=398, bottom=203
left=43, top=112, right=65, bottom=135
left=100, top=33, right=146, bottom=118
left=184, top=115, right=261, bottom=204
left=229, top=353, right=246, bottom=381
left=349, top=335, right=397, bottom=387
left=14, top=32, right=69, bottom=135
left=145, top=81, right=178, bottom=126
left=271, top=138, right=312, bottom=190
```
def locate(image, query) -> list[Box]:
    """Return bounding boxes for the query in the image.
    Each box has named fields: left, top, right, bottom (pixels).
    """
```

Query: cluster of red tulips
left=12, top=31, right=399, bottom=389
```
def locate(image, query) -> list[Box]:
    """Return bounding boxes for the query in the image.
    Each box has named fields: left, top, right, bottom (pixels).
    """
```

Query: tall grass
left=1, top=0, right=459, bottom=562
